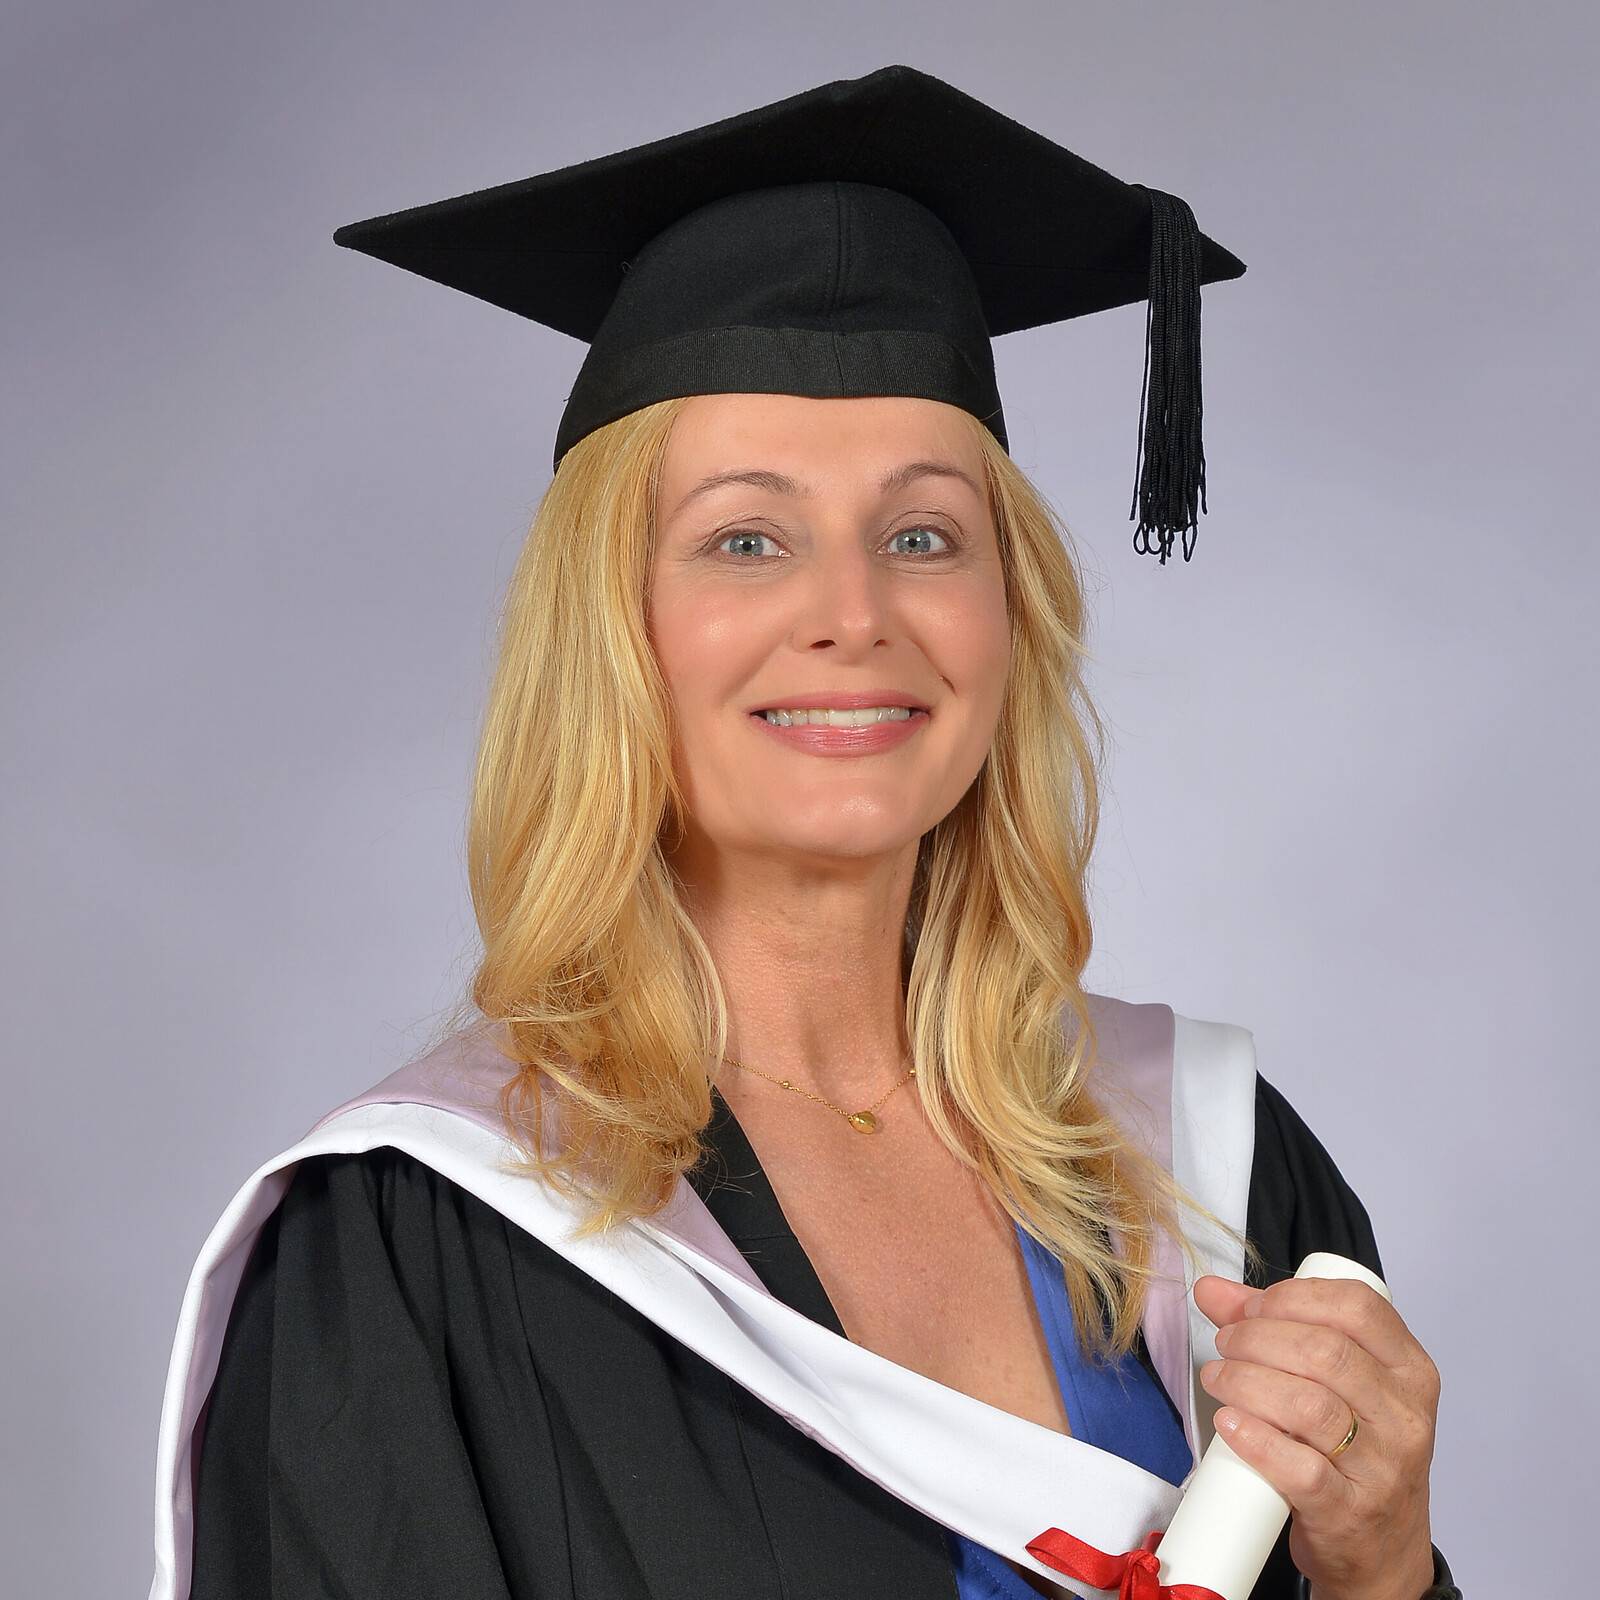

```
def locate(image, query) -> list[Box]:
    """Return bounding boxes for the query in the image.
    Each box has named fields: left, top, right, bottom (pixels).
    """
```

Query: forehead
left=658, top=393, right=983, bottom=506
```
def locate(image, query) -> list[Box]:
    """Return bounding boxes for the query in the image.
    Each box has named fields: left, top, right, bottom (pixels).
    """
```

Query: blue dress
left=945, top=1221, right=1195, bottom=1600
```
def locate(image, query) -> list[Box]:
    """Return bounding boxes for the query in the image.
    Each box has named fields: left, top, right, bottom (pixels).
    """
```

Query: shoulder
left=273, top=1141, right=520, bottom=1276
left=209, top=1143, right=535, bottom=1384
left=207, top=1143, right=544, bottom=1440
left=1246, top=1070, right=1384, bottom=1288
left=192, top=1152, right=569, bottom=1597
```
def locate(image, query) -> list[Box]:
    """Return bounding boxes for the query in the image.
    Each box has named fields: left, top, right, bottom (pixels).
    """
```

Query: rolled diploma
left=1151, top=1251, right=1392, bottom=1600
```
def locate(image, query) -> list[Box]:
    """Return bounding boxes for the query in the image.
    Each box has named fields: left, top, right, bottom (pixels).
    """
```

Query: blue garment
left=945, top=1221, right=1194, bottom=1600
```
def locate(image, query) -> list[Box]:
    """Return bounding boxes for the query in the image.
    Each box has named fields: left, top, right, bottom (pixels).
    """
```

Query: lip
left=744, top=690, right=931, bottom=713
left=748, top=707, right=930, bottom=756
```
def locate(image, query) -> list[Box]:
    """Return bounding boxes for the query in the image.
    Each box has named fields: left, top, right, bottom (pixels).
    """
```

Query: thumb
left=1191, top=1273, right=1262, bottom=1325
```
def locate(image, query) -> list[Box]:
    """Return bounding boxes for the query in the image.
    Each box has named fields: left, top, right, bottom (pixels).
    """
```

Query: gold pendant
left=847, top=1110, right=879, bottom=1133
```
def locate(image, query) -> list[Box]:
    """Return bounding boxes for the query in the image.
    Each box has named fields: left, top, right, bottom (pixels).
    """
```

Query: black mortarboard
left=332, top=64, right=1246, bottom=564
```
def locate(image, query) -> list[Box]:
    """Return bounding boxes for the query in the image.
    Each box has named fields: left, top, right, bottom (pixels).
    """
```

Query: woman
left=151, top=66, right=1459, bottom=1600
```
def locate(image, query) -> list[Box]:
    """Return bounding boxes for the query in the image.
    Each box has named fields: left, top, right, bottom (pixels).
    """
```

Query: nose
left=785, top=546, right=902, bottom=652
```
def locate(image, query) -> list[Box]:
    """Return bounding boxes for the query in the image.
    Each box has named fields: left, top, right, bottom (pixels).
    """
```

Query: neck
left=669, top=836, right=918, bottom=1108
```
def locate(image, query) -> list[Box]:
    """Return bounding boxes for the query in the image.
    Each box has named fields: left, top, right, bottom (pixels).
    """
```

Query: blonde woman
left=152, top=66, right=1458, bottom=1600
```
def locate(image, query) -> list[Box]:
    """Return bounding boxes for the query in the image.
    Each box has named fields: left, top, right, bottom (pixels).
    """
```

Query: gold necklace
left=717, top=1053, right=917, bottom=1134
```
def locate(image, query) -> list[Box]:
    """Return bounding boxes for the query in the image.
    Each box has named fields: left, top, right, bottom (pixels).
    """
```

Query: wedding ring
left=1325, top=1408, right=1359, bottom=1461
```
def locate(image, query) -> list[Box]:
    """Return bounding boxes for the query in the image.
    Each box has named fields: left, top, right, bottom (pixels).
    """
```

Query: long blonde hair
left=430, top=395, right=1260, bottom=1366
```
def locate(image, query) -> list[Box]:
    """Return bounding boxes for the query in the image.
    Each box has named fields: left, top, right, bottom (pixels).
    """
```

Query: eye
left=884, top=524, right=956, bottom=559
left=709, top=523, right=960, bottom=562
left=714, top=528, right=782, bottom=560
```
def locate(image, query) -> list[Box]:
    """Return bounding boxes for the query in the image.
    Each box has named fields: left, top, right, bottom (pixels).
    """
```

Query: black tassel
left=1128, top=185, right=1207, bottom=564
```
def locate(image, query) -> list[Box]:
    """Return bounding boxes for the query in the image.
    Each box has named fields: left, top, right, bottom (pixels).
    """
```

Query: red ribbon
left=1024, top=1526, right=1225, bottom=1599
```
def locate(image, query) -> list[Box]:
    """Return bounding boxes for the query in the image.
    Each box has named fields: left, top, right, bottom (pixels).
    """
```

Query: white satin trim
left=149, top=1012, right=1256, bottom=1600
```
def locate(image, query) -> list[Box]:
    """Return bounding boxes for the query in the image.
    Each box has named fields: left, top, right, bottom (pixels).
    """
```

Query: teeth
left=760, top=706, right=917, bottom=727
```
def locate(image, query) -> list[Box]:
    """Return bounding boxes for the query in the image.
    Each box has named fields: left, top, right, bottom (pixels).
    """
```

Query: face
left=647, top=392, right=1011, bottom=874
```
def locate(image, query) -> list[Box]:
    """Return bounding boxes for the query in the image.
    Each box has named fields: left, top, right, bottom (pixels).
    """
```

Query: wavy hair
left=429, top=395, right=1261, bottom=1367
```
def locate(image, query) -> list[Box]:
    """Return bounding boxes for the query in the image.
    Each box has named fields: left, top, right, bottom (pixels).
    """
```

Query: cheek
left=927, top=588, right=1011, bottom=697
left=647, top=577, right=757, bottom=705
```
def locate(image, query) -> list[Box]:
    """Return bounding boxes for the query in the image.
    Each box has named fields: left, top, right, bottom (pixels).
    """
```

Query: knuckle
left=1292, top=1449, right=1333, bottom=1499
left=1399, top=1407, right=1436, bottom=1460
left=1418, top=1354, right=1442, bottom=1401
left=1301, top=1387, right=1346, bottom=1438
left=1310, top=1327, right=1349, bottom=1375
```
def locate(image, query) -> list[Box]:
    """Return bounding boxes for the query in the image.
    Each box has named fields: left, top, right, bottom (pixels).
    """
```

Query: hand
left=1191, top=1275, right=1441, bottom=1600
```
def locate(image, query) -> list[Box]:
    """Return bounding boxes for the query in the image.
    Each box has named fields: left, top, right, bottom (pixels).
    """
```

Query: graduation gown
left=150, top=996, right=1462, bottom=1600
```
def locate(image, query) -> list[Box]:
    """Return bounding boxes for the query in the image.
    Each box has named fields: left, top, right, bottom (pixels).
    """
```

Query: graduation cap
left=332, top=63, right=1246, bottom=564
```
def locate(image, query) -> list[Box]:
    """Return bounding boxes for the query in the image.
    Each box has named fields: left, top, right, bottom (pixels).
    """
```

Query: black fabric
left=1245, top=1079, right=1460, bottom=1600
left=329, top=61, right=1246, bottom=553
left=190, top=1073, right=1459, bottom=1599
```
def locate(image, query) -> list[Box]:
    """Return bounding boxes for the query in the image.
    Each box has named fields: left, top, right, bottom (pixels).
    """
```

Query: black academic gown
left=188, top=1073, right=1461, bottom=1599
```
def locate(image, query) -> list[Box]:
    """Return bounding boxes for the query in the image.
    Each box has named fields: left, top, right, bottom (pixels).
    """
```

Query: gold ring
left=1325, top=1409, right=1359, bottom=1461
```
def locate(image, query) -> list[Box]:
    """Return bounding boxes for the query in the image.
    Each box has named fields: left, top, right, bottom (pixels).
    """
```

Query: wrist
left=1298, top=1539, right=1450, bottom=1600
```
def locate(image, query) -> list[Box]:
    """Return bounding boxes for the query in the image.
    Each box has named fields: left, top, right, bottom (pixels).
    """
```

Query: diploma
left=1149, top=1251, right=1392, bottom=1600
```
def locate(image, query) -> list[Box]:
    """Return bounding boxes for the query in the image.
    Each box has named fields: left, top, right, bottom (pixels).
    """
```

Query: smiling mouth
left=748, top=708, right=931, bottom=724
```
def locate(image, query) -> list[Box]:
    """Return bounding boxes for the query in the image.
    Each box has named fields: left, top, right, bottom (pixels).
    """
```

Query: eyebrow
left=668, top=458, right=983, bottom=521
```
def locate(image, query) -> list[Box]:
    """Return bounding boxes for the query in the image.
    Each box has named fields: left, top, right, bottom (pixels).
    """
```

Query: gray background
left=5, top=3, right=1593, bottom=1593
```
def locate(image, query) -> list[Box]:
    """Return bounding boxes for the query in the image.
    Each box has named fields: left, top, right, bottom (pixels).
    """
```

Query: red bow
left=1024, top=1526, right=1224, bottom=1599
